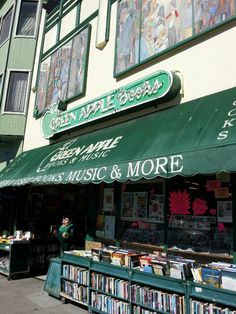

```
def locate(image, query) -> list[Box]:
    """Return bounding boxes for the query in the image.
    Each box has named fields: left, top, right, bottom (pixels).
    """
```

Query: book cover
left=201, top=267, right=221, bottom=287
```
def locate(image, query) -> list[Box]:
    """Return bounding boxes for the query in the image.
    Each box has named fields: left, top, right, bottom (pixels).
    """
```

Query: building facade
left=0, top=0, right=42, bottom=232
left=1, top=0, right=236, bottom=278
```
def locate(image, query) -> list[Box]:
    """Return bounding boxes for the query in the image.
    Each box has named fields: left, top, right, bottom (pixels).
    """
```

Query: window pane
left=5, top=72, right=28, bottom=113
left=46, top=41, right=72, bottom=108
left=115, top=0, right=140, bottom=74
left=35, top=57, right=51, bottom=114
left=67, top=28, right=90, bottom=99
left=16, top=1, right=38, bottom=36
left=0, top=8, right=13, bottom=46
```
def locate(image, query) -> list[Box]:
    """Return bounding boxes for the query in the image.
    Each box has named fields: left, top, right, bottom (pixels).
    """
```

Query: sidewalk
left=0, top=274, right=88, bottom=314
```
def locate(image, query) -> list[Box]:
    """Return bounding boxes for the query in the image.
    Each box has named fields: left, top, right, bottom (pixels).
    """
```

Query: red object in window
left=210, top=209, right=216, bottom=216
left=218, top=222, right=225, bottom=232
left=169, top=190, right=191, bottom=215
left=192, top=198, right=208, bottom=215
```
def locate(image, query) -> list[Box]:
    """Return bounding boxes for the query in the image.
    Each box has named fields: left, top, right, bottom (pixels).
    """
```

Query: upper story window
left=16, top=1, right=38, bottom=36
left=0, top=7, right=13, bottom=46
left=4, top=71, right=29, bottom=113
left=115, top=0, right=236, bottom=76
left=35, top=25, right=91, bottom=116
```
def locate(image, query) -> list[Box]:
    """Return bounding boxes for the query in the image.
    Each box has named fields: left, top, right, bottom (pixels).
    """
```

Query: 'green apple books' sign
left=41, top=70, right=181, bottom=138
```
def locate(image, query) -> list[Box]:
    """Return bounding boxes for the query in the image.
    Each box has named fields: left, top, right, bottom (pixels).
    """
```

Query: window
left=0, top=7, right=13, bottom=46
left=35, top=25, right=91, bottom=116
left=16, top=1, right=38, bottom=36
left=4, top=71, right=29, bottom=113
left=115, top=0, right=236, bottom=75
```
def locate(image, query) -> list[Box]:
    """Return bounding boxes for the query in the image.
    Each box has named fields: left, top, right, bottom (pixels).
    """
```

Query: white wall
left=23, top=0, right=236, bottom=151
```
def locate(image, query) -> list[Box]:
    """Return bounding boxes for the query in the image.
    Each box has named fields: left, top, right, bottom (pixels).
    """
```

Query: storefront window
left=167, top=175, right=233, bottom=254
left=119, top=180, right=165, bottom=246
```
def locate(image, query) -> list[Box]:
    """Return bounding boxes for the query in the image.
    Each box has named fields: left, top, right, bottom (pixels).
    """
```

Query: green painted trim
left=41, top=11, right=96, bottom=60
left=75, top=1, right=81, bottom=26
left=56, top=0, right=63, bottom=43
left=45, top=0, right=81, bottom=32
left=103, top=0, right=112, bottom=44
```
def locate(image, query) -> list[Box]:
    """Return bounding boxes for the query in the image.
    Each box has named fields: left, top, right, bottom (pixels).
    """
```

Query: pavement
left=0, top=274, right=88, bottom=314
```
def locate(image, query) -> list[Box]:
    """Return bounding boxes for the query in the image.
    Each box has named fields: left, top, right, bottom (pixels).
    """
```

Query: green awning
left=1, top=87, right=236, bottom=187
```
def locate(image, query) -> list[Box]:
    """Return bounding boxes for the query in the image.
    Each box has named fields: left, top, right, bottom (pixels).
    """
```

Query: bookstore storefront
left=0, top=87, right=236, bottom=263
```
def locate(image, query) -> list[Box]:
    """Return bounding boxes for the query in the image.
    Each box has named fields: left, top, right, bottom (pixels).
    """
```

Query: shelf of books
left=90, top=271, right=130, bottom=313
left=132, top=269, right=185, bottom=295
left=60, top=253, right=90, bottom=305
left=90, top=292, right=130, bottom=314
left=57, top=247, right=236, bottom=314
left=190, top=298, right=236, bottom=314
left=0, top=241, right=31, bottom=279
left=131, top=284, right=185, bottom=314
left=189, top=281, right=236, bottom=309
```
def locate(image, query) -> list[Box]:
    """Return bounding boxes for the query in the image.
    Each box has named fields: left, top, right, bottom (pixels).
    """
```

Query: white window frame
left=0, top=71, right=4, bottom=99
left=13, top=0, right=40, bottom=38
left=0, top=6, right=14, bottom=47
left=1, top=69, right=31, bottom=115
left=0, top=17, right=2, bottom=34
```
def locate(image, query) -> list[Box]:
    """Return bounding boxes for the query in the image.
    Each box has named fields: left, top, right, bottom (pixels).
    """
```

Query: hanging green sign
left=42, top=70, right=181, bottom=138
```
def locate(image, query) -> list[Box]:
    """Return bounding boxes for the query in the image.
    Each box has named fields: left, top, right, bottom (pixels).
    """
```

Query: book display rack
left=57, top=251, right=236, bottom=314
left=0, top=241, right=31, bottom=279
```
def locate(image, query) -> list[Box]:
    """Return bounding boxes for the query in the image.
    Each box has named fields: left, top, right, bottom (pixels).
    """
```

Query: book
left=151, top=259, right=168, bottom=276
left=124, top=252, right=143, bottom=268
left=221, top=268, right=236, bottom=291
left=201, top=267, right=221, bottom=287
left=139, top=255, right=152, bottom=268
left=191, top=266, right=202, bottom=282
left=169, top=260, right=188, bottom=280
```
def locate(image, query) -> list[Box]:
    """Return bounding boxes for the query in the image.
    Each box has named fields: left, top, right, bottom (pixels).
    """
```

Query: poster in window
left=194, top=0, right=236, bottom=34
left=217, top=201, right=232, bottom=223
left=115, top=0, right=140, bottom=74
left=121, top=192, right=134, bottom=218
left=148, top=194, right=164, bottom=222
left=46, top=40, right=72, bottom=108
left=67, top=26, right=91, bottom=99
left=35, top=56, right=51, bottom=114
left=104, top=215, right=115, bottom=239
left=103, top=188, right=114, bottom=212
left=134, top=192, right=148, bottom=219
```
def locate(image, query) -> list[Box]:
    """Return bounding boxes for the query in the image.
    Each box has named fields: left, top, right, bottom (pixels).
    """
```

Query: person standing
left=54, top=216, right=74, bottom=257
